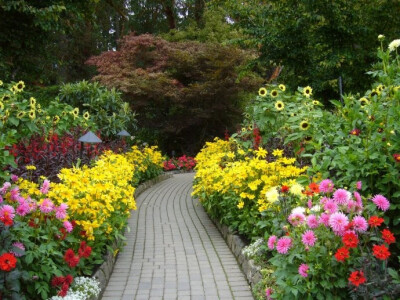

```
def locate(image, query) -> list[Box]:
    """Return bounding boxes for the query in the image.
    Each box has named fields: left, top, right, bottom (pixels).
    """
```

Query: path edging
left=212, top=218, right=262, bottom=290
left=93, top=173, right=173, bottom=299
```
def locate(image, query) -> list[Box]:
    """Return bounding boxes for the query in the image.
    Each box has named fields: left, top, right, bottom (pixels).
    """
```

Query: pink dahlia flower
left=268, top=235, right=277, bottom=250
left=276, top=237, right=292, bottom=254
left=307, top=215, right=319, bottom=229
left=0, top=205, right=15, bottom=219
left=298, top=263, right=309, bottom=278
left=55, top=203, right=68, bottom=220
left=288, top=212, right=306, bottom=226
left=333, top=189, right=351, bottom=205
left=329, top=212, right=349, bottom=233
left=324, top=199, right=337, bottom=214
left=371, top=195, right=390, bottom=211
left=302, top=230, right=317, bottom=247
left=40, top=180, right=50, bottom=194
left=319, top=213, right=330, bottom=227
left=63, top=221, right=73, bottom=233
left=39, top=198, right=54, bottom=213
left=352, top=216, right=368, bottom=233
left=319, top=179, right=334, bottom=193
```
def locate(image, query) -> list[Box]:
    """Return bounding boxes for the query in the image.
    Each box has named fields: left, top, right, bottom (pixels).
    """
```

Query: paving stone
left=101, top=174, right=254, bottom=299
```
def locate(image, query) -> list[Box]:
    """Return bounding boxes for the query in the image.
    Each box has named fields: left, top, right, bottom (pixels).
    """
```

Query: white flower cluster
left=242, top=238, right=264, bottom=258
left=49, top=277, right=101, bottom=300
left=389, top=39, right=400, bottom=52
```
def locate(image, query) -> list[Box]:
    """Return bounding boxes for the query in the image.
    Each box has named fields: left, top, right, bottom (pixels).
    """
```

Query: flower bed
left=163, top=155, right=196, bottom=172
left=0, top=146, right=164, bottom=299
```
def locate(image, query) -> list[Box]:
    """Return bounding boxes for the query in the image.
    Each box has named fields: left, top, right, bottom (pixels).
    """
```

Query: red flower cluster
left=51, top=274, right=73, bottom=297
left=281, top=185, right=289, bottom=193
left=349, top=270, right=366, bottom=287
left=368, top=216, right=384, bottom=227
left=64, top=249, right=80, bottom=268
left=372, top=244, right=391, bottom=260
left=78, top=241, right=92, bottom=258
left=0, top=253, right=17, bottom=272
left=393, top=153, right=400, bottom=163
left=163, top=155, right=197, bottom=171
left=0, top=215, right=13, bottom=226
left=253, top=128, right=262, bottom=150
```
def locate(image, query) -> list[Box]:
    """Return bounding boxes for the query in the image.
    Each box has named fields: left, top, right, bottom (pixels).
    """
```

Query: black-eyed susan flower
left=275, top=101, right=284, bottom=111
left=83, top=111, right=90, bottom=120
left=279, top=84, right=286, bottom=91
left=258, top=87, right=267, bottom=97
left=312, top=100, right=320, bottom=106
left=377, top=84, right=385, bottom=92
left=300, top=120, right=310, bottom=130
left=359, top=97, right=369, bottom=106
left=16, top=111, right=25, bottom=119
left=370, top=89, right=379, bottom=97
left=53, top=115, right=60, bottom=124
left=304, top=136, right=313, bottom=142
left=14, top=81, right=25, bottom=93
left=28, top=110, right=35, bottom=120
left=271, top=89, right=278, bottom=97
left=303, top=86, right=312, bottom=98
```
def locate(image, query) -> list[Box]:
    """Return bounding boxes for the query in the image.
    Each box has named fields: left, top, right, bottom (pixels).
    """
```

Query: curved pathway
left=101, top=173, right=254, bottom=300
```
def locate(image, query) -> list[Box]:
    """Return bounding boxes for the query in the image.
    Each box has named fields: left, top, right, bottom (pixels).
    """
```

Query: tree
left=87, top=33, right=262, bottom=154
left=211, top=0, right=400, bottom=101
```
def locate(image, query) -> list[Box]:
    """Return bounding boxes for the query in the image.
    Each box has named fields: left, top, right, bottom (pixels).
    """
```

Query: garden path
left=101, top=173, right=253, bottom=300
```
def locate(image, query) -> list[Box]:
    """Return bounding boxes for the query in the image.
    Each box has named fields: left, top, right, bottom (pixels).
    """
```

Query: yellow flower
left=270, top=90, right=278, bottom=98
left=359, top=97, right=369, bottom=106
left=290, top=183, right=303, bottom=196
left=29, top=97, right=36, bottom=107
left=28, top=110, right=35, bottom=120
left=16, top=111, right=25, bottom=119
left=258, top=87, right=267, bottom=97
left=312, top=100, right=320, bottom=106
left=278, top=84, right=286, bottom=91
left=0, top=80, right=3, bottom=86
left=237, top=201, right=244, bottom=209
left=1, top=94, right=10, bottom=101
left=274, top=101, right=284, bottom=111
left=300, top=120, right=310, bottom=131
left=255, top=147, right=268, bottom=159
left=26, top=165, right=36, bottom=171
left=303, top=86, right=312, bottom=98
left=83, top=111, right=90, bottom=120
left=265, top=187, right=279, bottom=203
left=272, top=149, right=283, bottom=157
left=72, top=107, right=79, bottom=118
left=0, top=102, right=3, bottom=110
left=53, top=115, right=60, bottom=124
left=14, top=81, right=25, bottom=93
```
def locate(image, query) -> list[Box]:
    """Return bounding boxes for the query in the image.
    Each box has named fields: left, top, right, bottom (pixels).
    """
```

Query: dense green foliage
left=87, top=33, right=262, bottom=154
left=58, top=81, right=136, bottom=138
left=212, top=0, right=400, bottom=100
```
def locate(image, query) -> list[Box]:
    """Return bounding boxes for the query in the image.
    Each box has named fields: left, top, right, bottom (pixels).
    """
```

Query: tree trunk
left=161, top=0, right=176, bottom=29
left=194, top=0, right=205, bottom=26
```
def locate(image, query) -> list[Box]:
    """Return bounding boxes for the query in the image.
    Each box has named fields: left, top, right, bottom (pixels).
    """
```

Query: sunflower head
left=300, top=120, right=310, bottom=131
left=312, top=100, right=321, bottom=106
left=29, top=97, right=36, bottom=107
left=304, top=136, right=313, bottom=142
left=377, top=84, right=385, bottom=92
left=2, top=94, right=11, bottom=101
left=28, top=110, right=35, bottom=120
left=14, top=81, right=25, bottom=93
left=258, top=87, right=267, bottom=97
left=16, top=111, right=25, bottom=119
left=53, top=115, right=60, bottom=124
left=359, top=97, right=369, bottom=106
left=83, top=112, right=90, bottom=120
left=278, top=84, right=286, bottom=91
left=72, top=108, right=79, bottom=117
left=370, top=89, right=379, bottom=97
left=271, top=90, right=279, bottom=98
left=275, top=101, right=284, bottom=111
left=303, top=86, right=312, bottom=98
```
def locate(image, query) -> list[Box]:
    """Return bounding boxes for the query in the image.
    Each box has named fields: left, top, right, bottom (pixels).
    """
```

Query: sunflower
left=2, top=94, right=10, bottom=101
left=270, top=90, right=279, bottom=98
left=312, top=100, right=321, bottom=106
left=370, top=89, right=379, bottom=97
left=0, top=102, right=3, bottom=111
left=303, top=86, right=312, bottom=98
left=53, top=115, right=60, bottom=124
left=300, top=120, right=310, bottom=131
left=17, top=111, right=26, bottom=119
left=304, top=136, right=313, bottom=142
left=28, top=110, right=35, bottom=120
left=258, top=87, right=267, bottom=97
left=14, top=81, right=25, bottom=93
left=29, top=97, right=36, bottom=107
left=377, top=84, right=385, bottom=92
left=83, top=111, right=90, bottom=120
left=279, top=84, right=286, bottom=91
left=359, top=97, right=369, bottom=106
left=72, top=107, right=79, bottom=117
left=275, top=101, right=284, bottom=111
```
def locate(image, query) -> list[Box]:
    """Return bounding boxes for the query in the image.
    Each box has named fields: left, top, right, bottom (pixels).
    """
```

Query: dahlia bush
left=264, top=179, right=400, bottom=299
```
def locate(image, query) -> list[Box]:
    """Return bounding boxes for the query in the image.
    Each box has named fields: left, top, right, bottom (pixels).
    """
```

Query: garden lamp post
left=78, top=131, right=102, bottom=160
left=117, top=129, right=130, bottom=152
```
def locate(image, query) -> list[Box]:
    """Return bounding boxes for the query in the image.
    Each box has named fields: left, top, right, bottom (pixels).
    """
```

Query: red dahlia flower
left=393, top=154, right=400, bottom=162
left=0, top=253, right=17, bottom=271
left=372, top=244, right=391, bottom=260
left=342, top=232, right=359, bottom=248
left=349, top=270, right=366, bottom=287
left=334, top=247, right=350, bottom=262
left=281, top=185, right=289, bottom=193
left=368, top=216, right=384, bottom=227
left=381, top=229, right=396, bottom=245
left=350, top=128, right=361, bottom=136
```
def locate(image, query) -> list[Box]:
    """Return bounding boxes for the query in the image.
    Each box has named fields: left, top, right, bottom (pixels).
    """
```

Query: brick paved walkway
left=101, top=173, right=254, bottom=300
